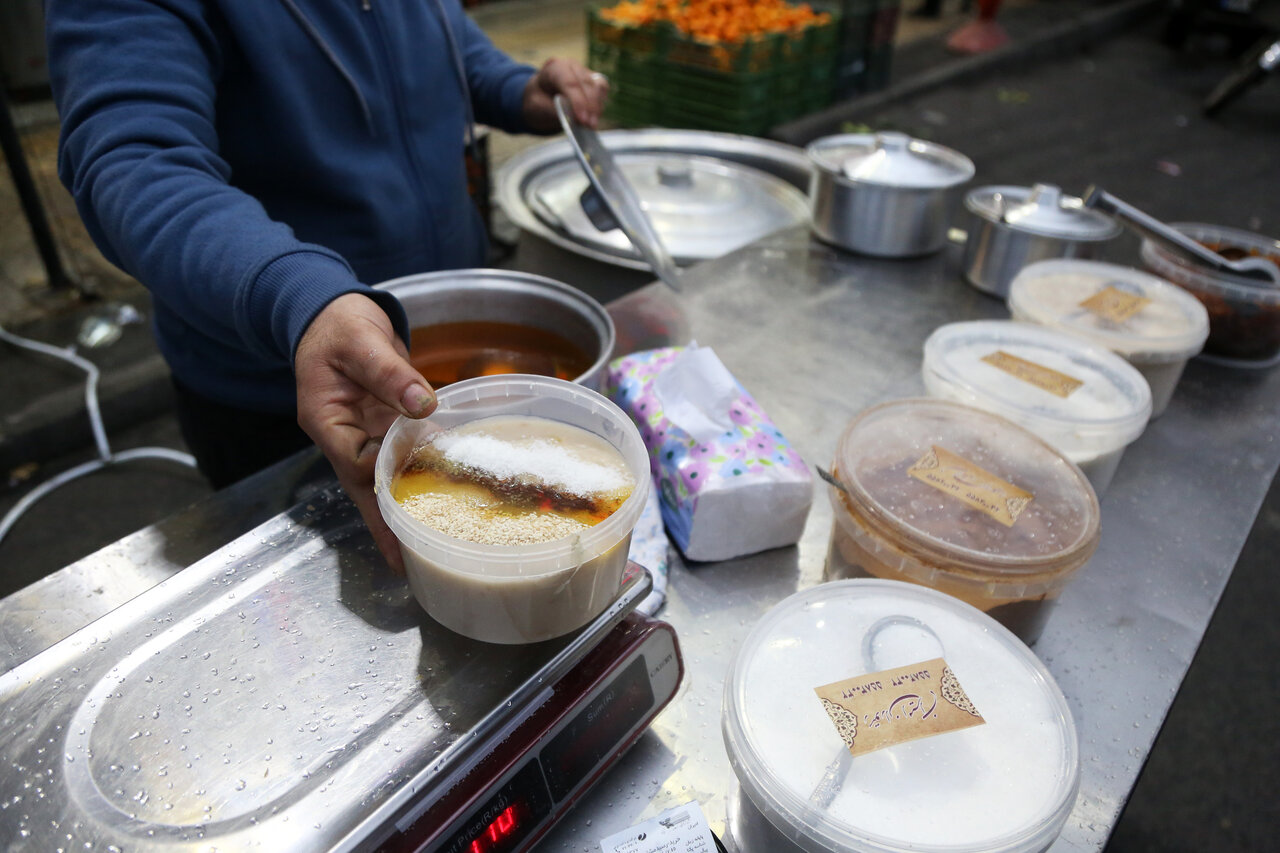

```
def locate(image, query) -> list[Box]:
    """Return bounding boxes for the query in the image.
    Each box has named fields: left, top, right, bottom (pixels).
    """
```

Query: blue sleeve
left=457, top=12, right=537, bottom=134
left=46, top=0, right=406, bottom=364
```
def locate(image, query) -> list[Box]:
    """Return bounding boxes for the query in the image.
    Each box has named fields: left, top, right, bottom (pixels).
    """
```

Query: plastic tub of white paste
left=374, top=375, right=649, bottom=644
left=923, top=320, right=1152, bottom=496
left=723, top=579, right=1080, bottom=853
left=1008, top=259, right=1209, bottom=417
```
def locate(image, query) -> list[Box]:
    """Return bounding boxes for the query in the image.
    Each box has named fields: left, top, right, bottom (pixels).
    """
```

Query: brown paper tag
left=981, top=349, right=1083, bottom=398
left=908, top=445, right=1033, bottom=527
left=1079, top=285, right=1151, bottom=324
left=815, top=658, right=985, bottom=757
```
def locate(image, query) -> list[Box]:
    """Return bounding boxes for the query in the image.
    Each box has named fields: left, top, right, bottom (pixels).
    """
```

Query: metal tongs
left=554, top=95, right=684, bottom=292
left=1083, top=186, right=1280, bottom=286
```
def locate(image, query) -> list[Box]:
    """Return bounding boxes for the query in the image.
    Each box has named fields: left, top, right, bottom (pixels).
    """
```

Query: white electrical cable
left=0, top=321, right=197, bottom=546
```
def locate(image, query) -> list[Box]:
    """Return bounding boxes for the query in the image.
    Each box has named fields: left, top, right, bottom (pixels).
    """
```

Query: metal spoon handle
left=1083, top=186, right=1279, bottom=284
left=1082, top=187, right=1233, bottom=272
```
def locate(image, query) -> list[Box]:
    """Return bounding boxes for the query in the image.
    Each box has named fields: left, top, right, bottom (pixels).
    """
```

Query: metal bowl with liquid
left=374, top=269, right=616, bottom=391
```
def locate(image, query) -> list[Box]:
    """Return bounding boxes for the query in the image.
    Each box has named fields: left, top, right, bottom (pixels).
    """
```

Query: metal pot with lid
left=962, top=183, right=1121, bottom=297
left=807, top=131, right=975, bottom=257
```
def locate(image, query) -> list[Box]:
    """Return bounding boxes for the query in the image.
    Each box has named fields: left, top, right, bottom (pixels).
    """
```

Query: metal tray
left=0, top=484, right=649, bottom=851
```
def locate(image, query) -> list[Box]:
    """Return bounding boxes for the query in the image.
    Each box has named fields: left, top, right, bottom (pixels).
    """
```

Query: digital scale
left=0, top=486, right=682, bottom=852
left=375, top=609, right=681, bottom=853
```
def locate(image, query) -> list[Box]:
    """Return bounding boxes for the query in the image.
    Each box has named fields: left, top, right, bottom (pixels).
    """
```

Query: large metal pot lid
left=807, top=131, right=975, bottom=189
left=966, top=183, right=1122, bottom=240
left=497, top=129, right=813, bottom=270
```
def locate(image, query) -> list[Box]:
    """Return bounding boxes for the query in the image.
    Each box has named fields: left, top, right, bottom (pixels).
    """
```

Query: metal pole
left=0, top=85, right=77, bottom=291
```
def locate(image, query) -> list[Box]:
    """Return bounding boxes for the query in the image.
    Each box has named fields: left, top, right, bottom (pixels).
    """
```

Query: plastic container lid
left=1008, top=259, right=1210, bottom=363
left=1139, top=222, right=1280, bottom=366
left=808, top=132, right=975, bottom=189
left=1139, top=221, right=1280, bottom=299
left=723, top=579, right=1080, bottom=853
left=965, top=184, right=1120, bottom=241
left=831, top=397, right=1099, bottom=578
left=923, top=320, right=1152, bottom=456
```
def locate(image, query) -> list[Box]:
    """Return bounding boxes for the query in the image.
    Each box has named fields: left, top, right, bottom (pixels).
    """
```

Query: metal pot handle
left=1001, top=183, right=1062, bottom=225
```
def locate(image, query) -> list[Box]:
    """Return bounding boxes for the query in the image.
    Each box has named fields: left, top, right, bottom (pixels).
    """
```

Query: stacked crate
left=588, top=2, right=840, bottom=136
left=830, top=0, right=901, bottom=99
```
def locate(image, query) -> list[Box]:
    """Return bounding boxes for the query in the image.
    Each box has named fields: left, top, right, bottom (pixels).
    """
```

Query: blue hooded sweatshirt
left=47, top=0, right=536, bottom=413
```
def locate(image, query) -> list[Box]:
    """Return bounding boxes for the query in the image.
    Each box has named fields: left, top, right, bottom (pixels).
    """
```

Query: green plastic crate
left=588, top=3, right=843, bottom=133
left=587, top=5, right=667, bottom=56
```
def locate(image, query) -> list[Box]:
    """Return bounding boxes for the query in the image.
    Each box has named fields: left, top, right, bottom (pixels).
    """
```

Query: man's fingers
left=338, top=337, right=436, bottom=419
left=322, top=427, right=405, bottom=575
left=539, top=58, right=608, bottom=128
left=307, top=294, right=438, bottom=422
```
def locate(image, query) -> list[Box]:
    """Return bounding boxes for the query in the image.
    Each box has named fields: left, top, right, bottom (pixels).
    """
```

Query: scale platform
left=0, top=484, right=682, bottom=851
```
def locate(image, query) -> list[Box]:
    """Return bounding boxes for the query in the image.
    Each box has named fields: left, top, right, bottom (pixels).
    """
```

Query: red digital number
left=469, top=804, right=520, bottom=853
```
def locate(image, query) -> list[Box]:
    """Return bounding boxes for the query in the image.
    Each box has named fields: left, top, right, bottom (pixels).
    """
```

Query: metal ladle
left=1082, top=185, right=1280, bottom=285
left=554, top=95, right=684, bottom=292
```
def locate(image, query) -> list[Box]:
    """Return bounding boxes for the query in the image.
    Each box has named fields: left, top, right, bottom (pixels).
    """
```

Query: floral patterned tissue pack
left=605, top=345, right=813, bottom=561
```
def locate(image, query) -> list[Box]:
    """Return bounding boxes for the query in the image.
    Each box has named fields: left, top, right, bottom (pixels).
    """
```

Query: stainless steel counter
left=3, top=226, right=1278, bottom=851
left=546, top=228, right=1280, bottom=852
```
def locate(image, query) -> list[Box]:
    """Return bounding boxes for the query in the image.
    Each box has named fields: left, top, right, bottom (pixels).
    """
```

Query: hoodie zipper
left=364, top=1, right=440, bottom=257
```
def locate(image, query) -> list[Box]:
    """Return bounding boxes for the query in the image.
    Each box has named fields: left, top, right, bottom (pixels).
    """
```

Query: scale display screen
left=541, top=655, right=653, bottom=801
left=434, top=761, right=552, bottom=853
left=430, top=654, right=656, bottom=853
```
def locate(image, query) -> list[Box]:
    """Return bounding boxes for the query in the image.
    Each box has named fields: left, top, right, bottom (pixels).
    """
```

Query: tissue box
left=605, top=346, right=813, bottom=562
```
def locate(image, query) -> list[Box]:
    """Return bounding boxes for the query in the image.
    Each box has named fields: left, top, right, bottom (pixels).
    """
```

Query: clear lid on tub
left=723, top=580, right=1080, bottom=853
left=923, top=320, right=1153, bottom=449
left=1008, top=259, right=1210, bottom=362
left=832, top=397, right=1099, bottom=573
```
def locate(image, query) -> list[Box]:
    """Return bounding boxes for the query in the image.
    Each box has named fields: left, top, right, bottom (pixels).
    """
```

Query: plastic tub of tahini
left=375, top=375, right=649, bottom=643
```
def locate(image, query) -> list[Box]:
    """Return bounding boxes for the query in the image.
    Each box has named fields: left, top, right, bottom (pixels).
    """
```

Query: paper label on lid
left=815, top=658, right=985, bottom=757
left=981, top=349, right=1083, bottom=398
left=1080, top=285, right=1151, bottom=324
left=600, top=802, right=720, bottom=853
left=908, top=445, right=1033, bottom=527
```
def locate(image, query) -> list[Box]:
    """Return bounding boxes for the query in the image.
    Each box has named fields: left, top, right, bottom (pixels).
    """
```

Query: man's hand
left=295, top=293, right=436, bottom=575
left=522, top=57, right=610, bottom=132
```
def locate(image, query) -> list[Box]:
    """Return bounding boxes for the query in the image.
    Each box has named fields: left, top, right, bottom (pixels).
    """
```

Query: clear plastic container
left=1138, top=222, right=1280, bottom=367
left=723, top=579, right=1080, bottom=853
left=1008, top=259, right=1209, bottom=417
left=824, top=397, right=1099, bottom=644
left=374, top=375, right=650, bottom=644
left=922, top=320, right=1152, bottom=495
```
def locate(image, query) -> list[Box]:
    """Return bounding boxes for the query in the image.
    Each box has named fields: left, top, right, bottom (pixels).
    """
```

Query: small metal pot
left=807, top=131, right=975, bottom=257
left=961, top=183, right=1121, bottom=297
left=373, top=269, right=616, bottom=390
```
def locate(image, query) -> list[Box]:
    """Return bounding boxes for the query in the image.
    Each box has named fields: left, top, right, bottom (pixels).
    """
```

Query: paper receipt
left=599, top=802, right=719, bottom=853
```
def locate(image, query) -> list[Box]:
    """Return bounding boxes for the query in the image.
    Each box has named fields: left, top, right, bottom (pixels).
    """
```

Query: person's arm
left=49, top=0, right=393, bottom=363
left=48, top=0, right=426, bottom=570
left=454, top=9, right=608, bottom=132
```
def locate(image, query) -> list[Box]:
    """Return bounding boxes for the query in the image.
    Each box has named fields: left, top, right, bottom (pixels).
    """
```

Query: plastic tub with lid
left=374, top=375, right=650, bottom=644
left=723, top=579, right=1080, bottom=853
left=1008, top=259, right=1209, bottom=417
left=961, top=183, right=1121, bottom=297
left=922, top=320, right=1152, bottom=495
left=1138, top=221, right=1280, bottom=367
left=824, top=397, right=1099, bottom=644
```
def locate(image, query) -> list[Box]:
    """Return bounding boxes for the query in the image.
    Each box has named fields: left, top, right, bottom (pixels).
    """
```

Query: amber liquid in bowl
left=408, top=320, right=594, bottom=388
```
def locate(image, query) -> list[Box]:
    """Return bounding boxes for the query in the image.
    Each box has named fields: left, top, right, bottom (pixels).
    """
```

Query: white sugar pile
left=434, top=432, right=632, bottom=497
